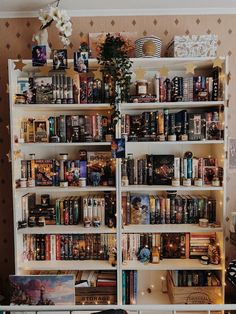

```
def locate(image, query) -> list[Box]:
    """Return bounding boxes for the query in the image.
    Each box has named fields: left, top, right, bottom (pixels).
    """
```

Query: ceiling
left=1, top=0, right=236, bottom=17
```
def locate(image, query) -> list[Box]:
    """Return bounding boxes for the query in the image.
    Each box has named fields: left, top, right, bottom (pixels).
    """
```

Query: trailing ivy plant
left=97, top=33, right=133, bottom=128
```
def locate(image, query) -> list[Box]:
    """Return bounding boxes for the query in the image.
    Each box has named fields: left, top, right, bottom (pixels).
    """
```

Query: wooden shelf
left=18, top=225, right=116, bottom=234
left=121, top=185, right=224, bottom=192
left=122, top=259, right=222, bottom=271
left=20, top=260, right=116, bottom=271
left=123, top=224, right=223, bottom=234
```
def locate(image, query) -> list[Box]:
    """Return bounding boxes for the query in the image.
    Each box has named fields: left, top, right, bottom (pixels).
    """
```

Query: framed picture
left=34, top=76, right=53, bottom=104
left=74, top=51, right=88, bottom=73
left=111, top=138, right=126, bottom=158
left=52, top=49, right=68, bottom=70
left=9, top=275, right=75, bottom=305
left=32, top=45, right=47, bottom=67
left=33, top=120, right=48, bottom=142
left=204, top=166, right=217, bottom=185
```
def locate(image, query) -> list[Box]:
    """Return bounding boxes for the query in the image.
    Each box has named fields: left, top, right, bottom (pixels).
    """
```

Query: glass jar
left=136, top=80, right=148, bottom=96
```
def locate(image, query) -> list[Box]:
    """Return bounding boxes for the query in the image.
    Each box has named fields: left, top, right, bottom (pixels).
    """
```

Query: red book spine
left=56, top=234, right=61, bottom=260
left=96, top=281, right=116, bottom=287
left=45, top=234, right=51, bottom=260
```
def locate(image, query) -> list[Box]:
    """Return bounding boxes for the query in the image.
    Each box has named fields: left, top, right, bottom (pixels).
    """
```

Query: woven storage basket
left=135, top=35, right=162, bottom=58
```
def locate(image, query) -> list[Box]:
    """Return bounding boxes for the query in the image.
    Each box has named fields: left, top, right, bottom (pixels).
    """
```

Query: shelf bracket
left=227, top=72, right=231, bottom=85
left=226, top=99, right=230, bottom=107
left=225, top=151, right=228, bottom=159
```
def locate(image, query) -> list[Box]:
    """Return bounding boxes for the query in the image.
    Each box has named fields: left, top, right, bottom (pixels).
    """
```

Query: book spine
left=51, top=234, right=56, bottom=261
left=56, top=234, right=61, bottom=260
left=122, top=271, right=126, bottom=305
left=45, top=234, right=51, bottom=260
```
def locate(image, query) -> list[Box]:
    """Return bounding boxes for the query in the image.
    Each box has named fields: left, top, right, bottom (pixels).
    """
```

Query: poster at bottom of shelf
left=9, top=275, right=75, bottom=305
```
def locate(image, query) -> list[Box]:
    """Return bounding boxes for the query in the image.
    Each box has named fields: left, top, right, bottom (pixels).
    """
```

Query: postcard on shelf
left=34, top=76, right=53, bottom=104
left=74, top=51, right=88, bottom=73
left=32, top=45, right=47, bottom=67
left=111, top=138, right=126, bottom=158
left=130, top=194, right=150, bottom=224
left=33, top=120, right=48, bottom=142
left=35, top=159, right=54, bottom=186
left=52, top=49, right=68, bottom=70
left=9, top=275, right=75, bottom=305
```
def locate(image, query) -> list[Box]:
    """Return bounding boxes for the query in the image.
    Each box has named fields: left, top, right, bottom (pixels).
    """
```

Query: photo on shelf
left=52, top=49, right=68, bottom=70
left=111, top=138, right=126, bottom=158
left=74, top=51, right=88, bottom=73
left=130, top=194, right=150, bottom=224
left=32, top=45, right=47, bottom=67
left=33, top=120, right=48, bottom=143
left=203, top=166, right=218, bottom=185
left=9, top=275, right=75, bottom=305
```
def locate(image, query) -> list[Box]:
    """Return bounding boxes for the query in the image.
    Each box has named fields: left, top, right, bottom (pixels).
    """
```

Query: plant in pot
left=97, top=33, right=133, bottom=131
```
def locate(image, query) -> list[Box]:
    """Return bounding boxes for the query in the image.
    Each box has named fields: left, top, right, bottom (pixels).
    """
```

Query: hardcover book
left=152, top=155, right=174, bottom=185
left=161, top=233, right=183, bottom=258
left=35, top=159, right=54, bottom=186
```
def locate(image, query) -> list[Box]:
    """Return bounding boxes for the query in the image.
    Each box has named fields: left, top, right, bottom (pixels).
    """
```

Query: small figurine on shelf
left=108, top=247, right=117, bottom=267
left=138, top=245, right=151, bottom=264
left=208, top=238, right=220, bottom=265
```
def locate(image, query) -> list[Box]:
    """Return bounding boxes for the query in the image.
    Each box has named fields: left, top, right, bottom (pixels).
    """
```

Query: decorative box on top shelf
left=166, top=35, right=218, bottom=58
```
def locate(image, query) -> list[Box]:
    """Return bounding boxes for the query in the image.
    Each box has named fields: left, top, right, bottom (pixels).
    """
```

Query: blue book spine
left=122, top=271, right=126, bottom=305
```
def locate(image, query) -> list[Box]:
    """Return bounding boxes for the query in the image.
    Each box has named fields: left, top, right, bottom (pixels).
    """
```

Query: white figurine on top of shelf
left=32, top=28, right=51, bottom=59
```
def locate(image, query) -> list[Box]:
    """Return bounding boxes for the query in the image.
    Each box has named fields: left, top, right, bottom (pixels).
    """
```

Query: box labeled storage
left=75, top=286, right=117, bottom=305
left=167, top=35, right=218, bottom=57
left=166, top=272, right=222, bottom=304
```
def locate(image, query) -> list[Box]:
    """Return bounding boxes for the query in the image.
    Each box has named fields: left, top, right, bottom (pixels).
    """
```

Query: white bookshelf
left=8, top=56, right=228, bottom=310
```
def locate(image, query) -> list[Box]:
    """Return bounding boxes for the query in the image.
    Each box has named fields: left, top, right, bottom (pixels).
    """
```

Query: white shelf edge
left=13, top=103, right=111, bottom=110
left=17, top=142, right=111, bottom=147
left=126, top=140, right=224, bottom=145
left=15, top=186, right=116, bottom=193
left=121, top=101, right=224, bottom=110
left=122, top=259, right=222, bottom=271
left=19, top=260, right=116, bottom=271
left=123, top=224, right=223, bottom=233
left=121, top=185, right=224, bottom=192
left=17, top=225, right=116, bottom=234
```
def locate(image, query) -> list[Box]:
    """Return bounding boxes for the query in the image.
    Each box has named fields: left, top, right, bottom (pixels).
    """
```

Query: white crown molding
left=1, top=7, right=236, bottom=18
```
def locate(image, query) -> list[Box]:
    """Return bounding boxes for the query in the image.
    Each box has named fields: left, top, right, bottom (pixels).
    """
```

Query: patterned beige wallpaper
left=0, top=14, right=235, bottom=301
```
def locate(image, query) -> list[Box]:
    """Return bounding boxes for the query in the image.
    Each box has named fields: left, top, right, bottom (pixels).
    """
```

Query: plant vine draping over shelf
left=97, top=33, right=133, bottom=128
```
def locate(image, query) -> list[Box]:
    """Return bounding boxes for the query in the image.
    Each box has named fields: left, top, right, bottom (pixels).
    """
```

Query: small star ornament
left=39, top=64, right=52, bottom=76
left=6, top=151, right=11, bottom=162
left=14, top=60, right=26, bottom=71
left=213, top=57, right=223, bottom=69
left=185, top=63, right=196, bottom=74
left=159, top=67, right=169, bottom=77
left=92, top=68, right=103, bottom=80
left=134, top=68, right=146, bottom=80
left=65, top=67, right=78, bottom=79
left=13, top=149, right=23, bottom=160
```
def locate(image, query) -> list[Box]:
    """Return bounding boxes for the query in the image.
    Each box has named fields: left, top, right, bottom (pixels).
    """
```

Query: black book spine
left=147, top=155, right=153, bottom=185
left=187, top=197, right=194, bottom=223
left=164, top=109, right=169, bottom=139
left=69, top=199, right=74, bottom=225
left=127, top=159, right=134, bottom=185
left=138, top=159, right=143, bottom=184
left=64, top=234, right=69, bottom=260
left=60, top=234, right=65, bottom=260
left=170, top=197, right=176, bottom=224
left=142, top=159, right=148, bottom=185
left=68, top=234, right=73, bottom=260
left=212, top=67, right=219, bottom=101
left=40, top=235, right=46, bottom=261
left=36, top=234, right=41, bottom=261
left=73, top=198, right=79, bottom=224
left=182, top=197, right=188, bottom=224
left=169, top=113, right=176, bottom=135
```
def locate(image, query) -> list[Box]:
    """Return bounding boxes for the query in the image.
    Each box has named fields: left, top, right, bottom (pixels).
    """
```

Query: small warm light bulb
left=161, top=276, right=165, bottom=281
left=150, top=284, right=155, bottom=289
left=141, top=291, right=145, bottom=296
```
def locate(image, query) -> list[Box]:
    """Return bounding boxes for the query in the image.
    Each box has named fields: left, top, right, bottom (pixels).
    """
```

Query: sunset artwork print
left=9, top=275, right=75, bottom=305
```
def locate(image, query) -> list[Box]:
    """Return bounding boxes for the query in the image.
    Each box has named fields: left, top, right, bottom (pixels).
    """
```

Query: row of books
left=151, top=71, right=221, bottom=103
left=122, top=270, right=138, bottom=305
left=169, top=270, right=221, bottom=287
left=20, top=152, right=115, bottom=187
left=23, top=233, right=116, bottom=261
left=121, top=110, right=223, bottom=142
left=20, top=114, right=111, bottom=144
left=122, top=154, right=222, bottom=186
left=23, top=193, right=116, bottom=228
left=122, top=232, right=216, bottom=261
left=122, top=193, right=216, bottom=225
